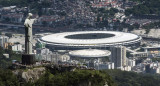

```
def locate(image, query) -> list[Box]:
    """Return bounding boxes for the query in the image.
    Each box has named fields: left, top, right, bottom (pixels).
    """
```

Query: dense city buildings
left=1, top=0, right=160, bottom=86
left=0, top=0, right=160, bottom=75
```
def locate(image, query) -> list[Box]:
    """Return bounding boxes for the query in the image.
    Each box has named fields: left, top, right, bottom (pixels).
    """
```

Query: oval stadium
left=69, top=49, right=111, bottom=58
left=39, top=31, right=142, bottom=50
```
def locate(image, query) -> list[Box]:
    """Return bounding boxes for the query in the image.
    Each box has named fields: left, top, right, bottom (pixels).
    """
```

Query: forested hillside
left=126, top=0, right=160, bottom=16
left=105, top=70, right=160, bottom=86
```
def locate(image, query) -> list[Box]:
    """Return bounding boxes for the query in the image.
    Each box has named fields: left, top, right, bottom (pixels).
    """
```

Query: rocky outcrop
left=22, top=67, right=45, bottom=82
left=13, top=67, right=46, bottom=82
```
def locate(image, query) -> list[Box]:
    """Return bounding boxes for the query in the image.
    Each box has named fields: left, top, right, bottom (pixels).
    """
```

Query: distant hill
left=0, top=0, right=28, bottom=6
left=126, top=0, right=160, bottom=16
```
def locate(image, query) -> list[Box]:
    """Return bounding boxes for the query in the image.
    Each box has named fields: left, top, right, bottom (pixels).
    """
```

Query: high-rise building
left=0, top=36, right=9, bottom=48
left=36, top=48, right=50, bottom=55
left=11, top=44, right=23, bottom=52
left=128, top=59, right=136, bottom=67
left=95, top=62, right=114, bottom=70
left=4, top=42, right=13, bottom=49
left=110, top=46, right=126, bottom=69
left=36, top=48, right=54, bottom=61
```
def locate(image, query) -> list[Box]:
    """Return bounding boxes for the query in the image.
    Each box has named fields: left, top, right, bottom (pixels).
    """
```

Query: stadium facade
left=39, top=31, right=142, bottom=50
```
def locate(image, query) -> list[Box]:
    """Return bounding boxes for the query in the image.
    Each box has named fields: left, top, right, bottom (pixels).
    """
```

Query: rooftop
left=41, top=31, right=141, bottom=45
left=69, top=49, right=111, bottom=58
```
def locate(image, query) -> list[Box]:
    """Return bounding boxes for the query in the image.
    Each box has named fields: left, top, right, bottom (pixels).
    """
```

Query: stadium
left=69, top=49, right=111, bottom=58
left=39, top=31, right=142, bottom=50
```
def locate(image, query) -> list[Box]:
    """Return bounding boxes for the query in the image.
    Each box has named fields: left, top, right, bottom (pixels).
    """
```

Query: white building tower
left=110, top=46, right=127, bottom=69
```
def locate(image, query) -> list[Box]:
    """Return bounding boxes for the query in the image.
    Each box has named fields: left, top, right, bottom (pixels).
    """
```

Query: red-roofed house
left=39, top=15, right=57, bottom=26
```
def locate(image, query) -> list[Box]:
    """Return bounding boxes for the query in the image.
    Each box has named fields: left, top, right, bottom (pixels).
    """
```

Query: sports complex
left=39, top=31, right=142, bottom=50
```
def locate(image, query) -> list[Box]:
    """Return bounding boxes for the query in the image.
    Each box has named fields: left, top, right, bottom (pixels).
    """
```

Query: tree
left=0, top=68, right=20, bottom=86
left=125, top=0, right=160, bottom=16
left=145, top=28, right=150, bottom=34
left=42, top=21, right=47, bottom=27
left=33, top=69, right=117, bottom=86
left=4, top=17, right=10, bottom=22
left=5, top=33, right=12, bottom=38
left=105, top=69, right=160, bottom=86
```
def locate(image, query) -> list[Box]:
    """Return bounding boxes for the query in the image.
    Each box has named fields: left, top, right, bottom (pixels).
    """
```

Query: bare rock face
left=14, top=67, right=46, bottom=82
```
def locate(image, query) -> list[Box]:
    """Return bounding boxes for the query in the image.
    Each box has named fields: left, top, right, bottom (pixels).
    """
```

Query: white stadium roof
left=40, top=31, right=142, bottom=48
left=69, top=49, right=111, bottom=58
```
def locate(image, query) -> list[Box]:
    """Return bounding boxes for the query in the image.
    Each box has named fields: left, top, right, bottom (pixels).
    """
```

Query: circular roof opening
left=65, top=33, right=115, bottom=39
